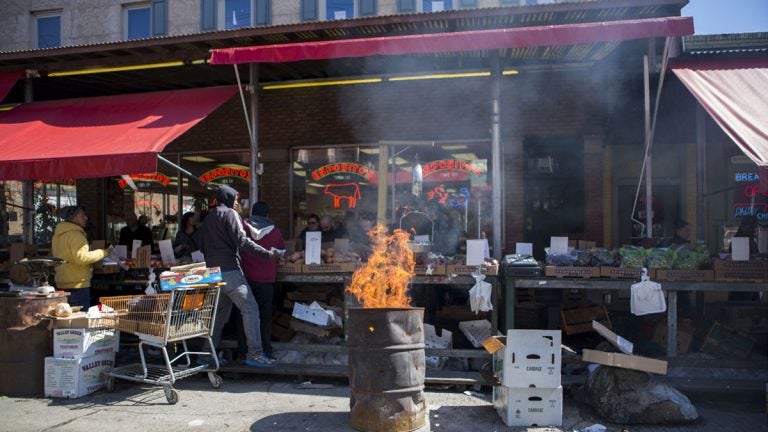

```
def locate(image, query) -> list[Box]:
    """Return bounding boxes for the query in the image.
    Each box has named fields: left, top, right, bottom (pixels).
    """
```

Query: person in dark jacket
left=173, top=211, right=201, bottom=259
left=118, top=212, right=153, bottom=252
left=200, top=186, right=279, bottom=367
left=237, top=201, right=285, bottom=360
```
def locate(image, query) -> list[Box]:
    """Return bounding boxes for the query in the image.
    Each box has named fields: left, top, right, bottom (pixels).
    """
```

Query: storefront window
left=1, top=181, right=25, bottom=247
left=33, top=180, right=78, bottom=245
left=290, top=143, right=492, bottom=255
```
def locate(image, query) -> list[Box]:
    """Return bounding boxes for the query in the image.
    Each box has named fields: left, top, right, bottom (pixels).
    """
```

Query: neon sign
left=422, top=160, right=482, bottom=178
left=118, top=173, right=170, bottom=189
left=199, top=167, right=250, bottom=183
left=311, top=163, right=374, bottom=181
left=324, top=183, right=362, bottom=209
left=36, top=178, right=75, bottom=186
left=733, top=171, right=768, bottom=219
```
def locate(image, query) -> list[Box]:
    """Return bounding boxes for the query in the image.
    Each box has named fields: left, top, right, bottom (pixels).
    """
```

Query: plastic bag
left=630, top=268, right=666, bottom=316
left=468, top=273, right=493, bottom=313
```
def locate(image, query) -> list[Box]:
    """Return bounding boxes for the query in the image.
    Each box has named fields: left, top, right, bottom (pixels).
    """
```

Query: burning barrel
left=348, top=307, right=426, bottom=432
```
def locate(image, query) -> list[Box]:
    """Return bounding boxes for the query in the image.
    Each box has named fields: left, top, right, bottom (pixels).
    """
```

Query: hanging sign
left=118, top=173, right=170, bottom=189
left=199, top=167, right=250, bottom=184
left=422, top=159, right=483, bottom=182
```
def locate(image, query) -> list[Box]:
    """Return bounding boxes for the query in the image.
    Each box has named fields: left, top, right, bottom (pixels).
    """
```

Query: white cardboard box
left=458, top=319, right=492, bottom=348
left=484, top=329, right=562, bottom=388
left=291, top=302, right=341, bottom=327
left=493, top=385, right=563, bottom=427
left=53, top=328, right=120, bottom=359
left=424, top=323, right=452, bottom=370
left=44, top=352, right=116, bottom=398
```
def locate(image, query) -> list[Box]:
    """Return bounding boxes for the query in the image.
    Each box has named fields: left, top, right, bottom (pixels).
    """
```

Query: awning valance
left=0, top=70, right=22, bottom=103
left=672, top=58, right=768, bottom=168
left=210, top=16, right=693, bottom=64
left=0, top=86, right=238, bottom=181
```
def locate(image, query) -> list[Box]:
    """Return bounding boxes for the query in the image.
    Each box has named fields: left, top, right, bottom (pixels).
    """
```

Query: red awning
left=210, top=16, right=693, bottom=64
left=0, top=70, right=22, bottom=103
left=0, top=86, right=238, bottom=181
left=672, top=58, right=768, bottom=168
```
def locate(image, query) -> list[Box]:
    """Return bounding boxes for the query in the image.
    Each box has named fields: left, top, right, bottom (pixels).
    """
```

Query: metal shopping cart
left=99, top=283, right=223, bottom=404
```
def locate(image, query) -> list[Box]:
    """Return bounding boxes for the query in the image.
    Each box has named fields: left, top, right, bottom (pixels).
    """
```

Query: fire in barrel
left=346, top=225, right=426, bottom=432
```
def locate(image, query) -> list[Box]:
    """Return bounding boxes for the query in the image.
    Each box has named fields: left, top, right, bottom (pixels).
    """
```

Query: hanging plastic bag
left=144, top=271, right=158, bottom=295
left=468, top=272, right=493, bottom=314
left=630, top=268, right=666, bottom=316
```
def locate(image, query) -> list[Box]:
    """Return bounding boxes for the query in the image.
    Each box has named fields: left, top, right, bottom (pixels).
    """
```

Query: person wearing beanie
left=236, top=201, right=285, bottom=361
left=51, top=205, right=111, bottom=308
left=199, top=186, right=279, bottom=367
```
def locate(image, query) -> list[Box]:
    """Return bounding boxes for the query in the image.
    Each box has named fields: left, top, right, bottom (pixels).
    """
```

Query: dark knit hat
left=251, top=201, right=270, bottom=217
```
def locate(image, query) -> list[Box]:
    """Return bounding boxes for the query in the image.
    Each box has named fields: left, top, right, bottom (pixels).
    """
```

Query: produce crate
left=714, top=269, right=767, bottom=282
left=446, top=263, right=499, bottom=276
left=654, top=269, right=714, bottom=281
left=700, top=321, right=755, bottom=359
left=600, top=267, right=652, bottom=279
left=712, top=258, right=768, bottom=272
left=652, top=318, right=695, bottom=354
left=413, top=263, right=446, bottom=275
left=302, top=263, right=359, bottom=273
left=560, top=304, right=611, bottom=335
left=545, top=266, right=600, bottom=278
left=277, top=262, right=303, bottom=273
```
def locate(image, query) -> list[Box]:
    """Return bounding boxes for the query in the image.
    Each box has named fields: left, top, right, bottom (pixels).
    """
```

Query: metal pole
left=176, top=154, right=183, bottom=219
left=23, top=76, right=34, bottom=244
left=696, top=105, right=707, bottom=241
left=376, top=145, right=389, bottom=227
left=249, top=64, right=259, bottom=206
left=391, top=145, right=396, bottom=221
left=490, top=56, right=503, bottom=260
left=644, top=55, right=653, bottom=238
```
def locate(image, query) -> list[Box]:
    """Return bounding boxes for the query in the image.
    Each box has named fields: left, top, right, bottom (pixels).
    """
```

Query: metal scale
left=7, top=257, right=64, bottom=295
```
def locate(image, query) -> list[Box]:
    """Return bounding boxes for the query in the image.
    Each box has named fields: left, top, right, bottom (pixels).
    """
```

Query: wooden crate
left=700, top=321, right=755, bottom=359
left=714, top=269, right=767, bottom=282
left=413, top=263, right=446, bottom=275
left=655, top=269, right=714, bottom=281
left=277, top=262, right=303, bottom=273
left=446, top=263, right=499, bottom=276
left=652, top=318, right=695, bottom=354
left=600, top=267, right=652, bottom=279
left=560, top=304, right=611, bottom=335
left=545, top=266, right=600, bottom=278
left=302, top=263, right=359, bottom=273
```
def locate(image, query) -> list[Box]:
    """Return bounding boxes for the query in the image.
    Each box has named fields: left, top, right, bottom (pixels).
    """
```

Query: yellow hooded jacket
left=52, top=221, right=108, bottom=289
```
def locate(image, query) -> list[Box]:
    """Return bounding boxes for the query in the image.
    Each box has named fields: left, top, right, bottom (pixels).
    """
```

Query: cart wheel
left=164, top=386, right=179, bottom=405
left=208, top=372, right=223, bottom=389
left=106, top=377, right=115, bottom=393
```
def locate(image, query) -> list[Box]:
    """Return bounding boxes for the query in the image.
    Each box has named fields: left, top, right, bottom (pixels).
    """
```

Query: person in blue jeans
left=200, top=186, right=280, bottom=367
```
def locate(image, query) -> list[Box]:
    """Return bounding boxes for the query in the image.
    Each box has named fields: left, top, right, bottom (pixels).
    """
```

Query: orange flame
left=346, top=224, right=415, bottom=308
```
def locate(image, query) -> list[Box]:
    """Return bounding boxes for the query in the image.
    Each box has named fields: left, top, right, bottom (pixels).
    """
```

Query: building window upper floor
left=125, top=1, right=168, bottom=39
left=201, top=0, right=271, bottom=30
left=34, top=11, right=62, bottom=48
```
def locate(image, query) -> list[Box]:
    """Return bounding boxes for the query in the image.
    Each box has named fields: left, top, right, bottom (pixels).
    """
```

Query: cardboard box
left=493, top=386, right=563, bottom=427
left=704, top=302, right=768, bottom=332
left=413, top=263, right=446, bottom=275
left=159, top=266, right=222, bottom=291
left=600, top=267, right=650, bottom=279
left=544, top=266, right=600, bottom=278
left=582, top=349, right=667, bottom=375
left=712, top=258, right=768, bottom=272
left=714, top=269, right=768, bottom=282
left=561, top=305, right=611, bottom=336
left=654, top=269, right=714, bottom=281
left=651, top=319, right=695, bottom=354
left=483, top=329, right=562, bottom=388
left=302, top=263, right=359, bottom=273
left=277, top=262, right=303, bottom=273
left=458, top=319, right=491, bottom=348
left=446, top=263, right=499, bottom=276
left=291, top=302, right=342, bottom=327
left=424, top=323, right=452, bottom=370
left=578, top=240, right=596, bottom=249
left=44, top=352, right=115, bottom=398
left=53, top=328, right=119, bottom=359
left=700, top=322, right=755, bottom=359
left=593, top=320, right=633, bottom=354
left=49, top=312, right=116, bottom=329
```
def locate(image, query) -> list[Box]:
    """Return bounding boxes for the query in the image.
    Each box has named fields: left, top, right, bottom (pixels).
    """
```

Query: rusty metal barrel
left=348, top=307, right=426, bottom=432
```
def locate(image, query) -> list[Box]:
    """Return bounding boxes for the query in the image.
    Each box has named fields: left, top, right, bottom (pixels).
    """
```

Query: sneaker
left=244, top=354, right=276, bottom=368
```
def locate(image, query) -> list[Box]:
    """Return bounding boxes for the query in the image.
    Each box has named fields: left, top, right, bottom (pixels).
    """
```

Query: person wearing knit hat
left=51, top=205, right=111, bottom=308
left=199, top=186, right=280, bottom=367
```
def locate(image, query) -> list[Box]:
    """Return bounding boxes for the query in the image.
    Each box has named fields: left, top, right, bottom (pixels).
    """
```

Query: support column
left=490, top=56, right=503, bottom=260
left=249, top=64, right=260, bottom=205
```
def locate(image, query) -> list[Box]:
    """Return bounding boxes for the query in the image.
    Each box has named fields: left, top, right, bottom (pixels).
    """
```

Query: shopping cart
left=99, top=283, right=223, bottom=404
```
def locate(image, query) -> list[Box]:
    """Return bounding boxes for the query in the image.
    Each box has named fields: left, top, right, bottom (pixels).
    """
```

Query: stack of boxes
left=44, top=315, right=119, bottom=398
left=483, top=329, right=563, bottom=427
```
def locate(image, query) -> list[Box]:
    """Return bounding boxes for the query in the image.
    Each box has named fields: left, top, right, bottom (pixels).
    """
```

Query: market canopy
left=0, top=86, right=238, bottom=181
left=210, top=16, right=693, bottom=64
left=672, top=58, right=768, bottom=167
left=0, top=70, right=21, bottom=103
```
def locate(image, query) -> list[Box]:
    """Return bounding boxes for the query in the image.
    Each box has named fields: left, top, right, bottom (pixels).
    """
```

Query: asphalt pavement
left=0, top=373, right=765, bottom=432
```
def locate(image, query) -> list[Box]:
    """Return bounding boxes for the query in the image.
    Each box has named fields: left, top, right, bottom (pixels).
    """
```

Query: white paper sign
left=731, top=237, right=750, bottom=261
left=305, top=231, right=322, bottom=265
left=432, top=1, right=444, bottom=12
left=466, top=240, right=487, bottom=265
left=158, top=239, right=176, bottom=267
left=414, top=234, right=430, bottom=242
left=550, top=236, right=569, bottom=256
left=131, top=240, right=142, bottom=260
left=516, top=242, right=533, bottom=256
left=113, top=245, right=128, bottom=261
left=191, top=250, right=205, bottom=263
left=334, top=10, right=346, bottom=19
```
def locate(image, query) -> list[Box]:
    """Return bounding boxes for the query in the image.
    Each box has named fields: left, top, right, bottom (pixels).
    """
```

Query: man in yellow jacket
left=52, top=205, right=110, bottom=308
